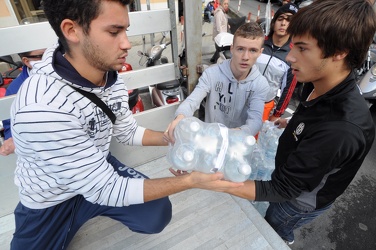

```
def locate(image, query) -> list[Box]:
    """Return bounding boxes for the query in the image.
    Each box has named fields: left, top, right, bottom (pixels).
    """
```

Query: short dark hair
left=234, top=21, right=264, bottom=42
left=287, top=0, right=376, bottom=69
left=18, top=51, right=32, bottom=58
left=43, top=0, right=133, bottom=53
left=268, top=3, right=298, bottom=37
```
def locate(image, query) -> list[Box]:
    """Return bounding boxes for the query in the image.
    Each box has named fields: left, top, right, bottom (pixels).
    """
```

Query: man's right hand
left=164, top=114, right=185, bottom=144
left=0, top=138, right=15, bottom=156
left=273, top=118, right=289, bottom=129
left=169, top=168, right=244, bottom=192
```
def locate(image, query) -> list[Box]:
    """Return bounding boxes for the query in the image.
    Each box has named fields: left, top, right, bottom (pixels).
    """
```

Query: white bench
left=0, top=3, right=290, bottom=249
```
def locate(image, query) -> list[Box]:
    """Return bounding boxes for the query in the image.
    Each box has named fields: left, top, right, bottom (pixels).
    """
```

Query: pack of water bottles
left=249, top=120, right=284, bottom=181
left=167, top=116, right=256, bottom=182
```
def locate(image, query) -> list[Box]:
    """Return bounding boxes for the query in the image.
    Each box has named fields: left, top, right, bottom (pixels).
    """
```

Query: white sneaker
left=285, top=240, right=294, bottom=245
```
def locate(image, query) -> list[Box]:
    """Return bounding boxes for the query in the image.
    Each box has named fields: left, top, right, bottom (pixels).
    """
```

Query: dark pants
left=10, top=153, right=172, bottom=250
left=265, top=201, right=331, bottom=242
left=210, top=44, right=220, bottom=63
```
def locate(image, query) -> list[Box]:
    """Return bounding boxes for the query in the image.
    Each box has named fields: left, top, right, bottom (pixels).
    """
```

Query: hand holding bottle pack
left=167, top=117, right=256, bottom=182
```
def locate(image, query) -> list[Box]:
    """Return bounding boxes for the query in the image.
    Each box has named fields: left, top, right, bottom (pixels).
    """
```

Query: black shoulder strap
left=71, top=87, right=116, bottom=124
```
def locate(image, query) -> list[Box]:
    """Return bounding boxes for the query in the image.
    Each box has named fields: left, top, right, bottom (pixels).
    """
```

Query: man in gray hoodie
left=165, top=21, right=269, bottom=142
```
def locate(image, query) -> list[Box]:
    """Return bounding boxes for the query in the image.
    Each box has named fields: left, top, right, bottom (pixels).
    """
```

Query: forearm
left=142, top=129, right=168, bottom=146
left=174, top=80, right=208, bottom=118
left=143, top=177, right=253, bottom=203
left=143, top=175, right=191, bottom=202
left=174, top=98, right=198, bottom=117
left=243, top=97, right=266, bottom=135
left=146, top=170, right=246, bottom=203
left=222, top=180, right=256, bottom=200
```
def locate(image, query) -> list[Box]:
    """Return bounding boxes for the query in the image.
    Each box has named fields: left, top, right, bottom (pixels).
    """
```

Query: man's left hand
left=0, top=138, right=15, bottom=156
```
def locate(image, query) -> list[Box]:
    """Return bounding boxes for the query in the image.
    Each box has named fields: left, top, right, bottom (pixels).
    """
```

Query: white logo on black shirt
left=292, top=122, right=304, bottom=141
left=296, top=123, right=305, bottom=135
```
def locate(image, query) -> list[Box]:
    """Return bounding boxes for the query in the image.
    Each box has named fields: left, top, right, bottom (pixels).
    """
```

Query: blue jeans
left=205, top=11, right=214, bottom=23
left=265, top=201, right=332, bottom=242
left=11, top=153, right=172, bottom=250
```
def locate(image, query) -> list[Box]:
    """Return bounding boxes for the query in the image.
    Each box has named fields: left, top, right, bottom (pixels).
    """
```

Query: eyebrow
left=109, top=25, right=126, bottom=29
left=108, top=23, right=130, bottom=30
left=235, top=45, right=260, bottom=50
left=293, top=41, right=309, bottom=46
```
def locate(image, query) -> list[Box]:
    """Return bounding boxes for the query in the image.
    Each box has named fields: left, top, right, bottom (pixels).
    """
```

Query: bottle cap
left=183, top=151, right=195, bottom=162
left=244, top=136, right=256, bottom=146
left=190, top=121, right=200, bottom=132
left=239, top=164, right=252, bottom=175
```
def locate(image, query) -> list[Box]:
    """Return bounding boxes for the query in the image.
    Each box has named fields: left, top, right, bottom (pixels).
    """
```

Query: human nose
left=241, top=50, right=250, bottom=60
left=286, top=50, right=295, bottom=64
left=120, top=31, right=132, bottom=51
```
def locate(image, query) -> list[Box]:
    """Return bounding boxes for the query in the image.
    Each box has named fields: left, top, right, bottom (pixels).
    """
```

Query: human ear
left=333, top=51, right=348, bottom=61
left=21, top=57, right=32, bottom=69
left=60, top=19, right=80, bottom=43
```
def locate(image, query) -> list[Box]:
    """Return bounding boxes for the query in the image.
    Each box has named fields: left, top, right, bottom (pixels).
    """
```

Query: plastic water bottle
left=256, top=165, right=268, bottom=181
left=263, top=128, right=283, bottom=180
left=251, top=146, right=268, bottom=181
left=196, top=154, right=219, bottom=173
left=167, top=143, right=198, bottom=171
left=196, top=122, right=222, bottom=155
left=248, top=145, right=263, bottom=180
left=204, top=122, right=222, bottom=136
left=264, top=133, right=279, bottom=159
left=174, top=116, right=202, bottom=143
left=263, top=141, right=277, bottom=181
left=254, top=120, right=284, bottom=180
left=223, top=157, right=252, bottom=182
left=229, top=129, right=256, bottom=156
left=257, top=120, right=275, bottom=150
left=265, top=165, right=275, bottom=181
left=263, top=133, right=278, bottom=172
left=167, top=117, right=255, bottom=181
left=253, top=150, right=268, bottom=181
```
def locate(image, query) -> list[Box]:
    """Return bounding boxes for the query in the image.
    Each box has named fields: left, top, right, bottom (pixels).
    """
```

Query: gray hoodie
left=175, top=59, right=269, bottom=136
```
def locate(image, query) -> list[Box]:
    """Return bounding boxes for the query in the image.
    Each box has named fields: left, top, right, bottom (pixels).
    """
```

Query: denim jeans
left=265, top=201, right=332, bottom=242
left=205, top=11, right=214, bottom=23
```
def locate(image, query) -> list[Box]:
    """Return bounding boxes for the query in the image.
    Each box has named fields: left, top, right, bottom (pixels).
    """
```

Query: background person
left=204, top=1, right=215, bottom=23
left=165, top=21, right=269, bottom=143
left=0, top=49, right=45, bottom=156
left=210, top=0, right=229, bottom=63
left=256, top=3, right=298, bottom=121
left=213, top=0, right=220, bottom=9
